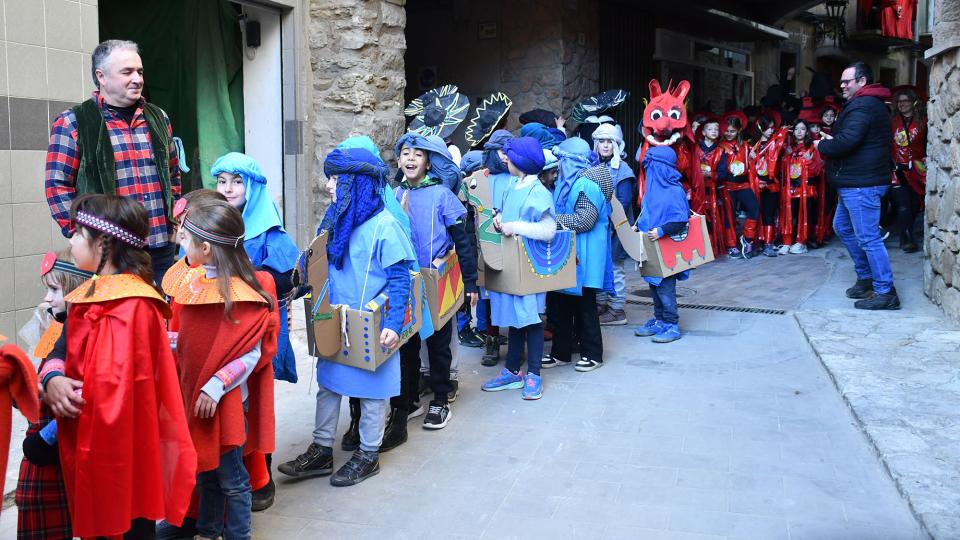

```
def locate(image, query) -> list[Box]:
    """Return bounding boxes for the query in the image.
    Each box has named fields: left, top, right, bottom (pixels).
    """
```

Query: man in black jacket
left=815, top=62, right=900, bottom=310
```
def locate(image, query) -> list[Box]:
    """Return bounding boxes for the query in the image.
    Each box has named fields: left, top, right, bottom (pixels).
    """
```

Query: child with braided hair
left=42, top=194, right=196, bottom=539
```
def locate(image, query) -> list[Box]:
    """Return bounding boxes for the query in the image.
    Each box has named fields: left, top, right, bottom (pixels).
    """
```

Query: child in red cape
left=16, top=249, right=92, bottom=539
left=173, top=198, right=278, bottom=540
left=42, top=194, right=196, bottom=539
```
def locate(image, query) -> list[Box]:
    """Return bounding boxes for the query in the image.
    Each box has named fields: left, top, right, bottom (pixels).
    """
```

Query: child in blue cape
left=542, top=137, right=610, bottom=372
left=479, top=137, right=556, bottom=400
left=393, top=133, right=478, bottom=431
left=329, top=136, right=436, bottom=454
left=212, top=152, right=300, bottom=510
left=212, top=153, right=300, bottom=383
left=633, top=146, right=690, bottom=343
left=592, top=123, right=635, bottom=326
left=277, top=143, right=415, bottom=487
left=477, top=129, right=514, bottom=366
left=455, top=150, right=487, bottom=349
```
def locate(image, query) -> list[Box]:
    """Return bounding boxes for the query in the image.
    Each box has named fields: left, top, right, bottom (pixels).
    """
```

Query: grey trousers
left=312, top=386, right=388, bottom=453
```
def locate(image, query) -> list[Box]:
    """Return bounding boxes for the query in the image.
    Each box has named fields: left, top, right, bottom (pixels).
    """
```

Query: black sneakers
left=341, top=399, right=361, bottom=451
left=423, top=400, right=451, bottom=429
left=379, top=407, right=408, bottom=453
left=277, top=443, right=333, bottom=478
left=459, top=327, right=485, bottom=348
left=330, top=450, right=380, bottom=487
left=845, top=278, right=874, bottom=299
left=482, top=335, right=500, bottom=366
left=855, top=288, right=901, bottom=310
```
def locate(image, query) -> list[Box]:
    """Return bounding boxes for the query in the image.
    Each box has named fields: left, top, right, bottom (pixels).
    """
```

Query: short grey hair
left=91, top=40, right=140, bottom=88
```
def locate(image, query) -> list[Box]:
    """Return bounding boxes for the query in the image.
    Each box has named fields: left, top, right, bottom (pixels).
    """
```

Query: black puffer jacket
left=818, top=84, right=893, bottom=188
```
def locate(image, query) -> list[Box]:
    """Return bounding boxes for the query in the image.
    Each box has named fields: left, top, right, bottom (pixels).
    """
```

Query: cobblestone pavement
left=0, top=240, right=935, bottom=539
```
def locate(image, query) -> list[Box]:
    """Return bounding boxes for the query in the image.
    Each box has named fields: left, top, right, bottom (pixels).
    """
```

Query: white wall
left=238, top=2, right=286, bottom=212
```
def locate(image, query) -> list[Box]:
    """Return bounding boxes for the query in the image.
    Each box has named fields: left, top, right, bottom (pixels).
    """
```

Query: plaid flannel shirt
left=45, top=92, right=181, bottom=248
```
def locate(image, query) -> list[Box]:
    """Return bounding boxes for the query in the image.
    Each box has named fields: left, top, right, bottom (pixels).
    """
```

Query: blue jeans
left=833, top=186, right=894, bottom=294
left=649, top=276, right=679, bottom=325
left=197, top=446, right=252, bottom=540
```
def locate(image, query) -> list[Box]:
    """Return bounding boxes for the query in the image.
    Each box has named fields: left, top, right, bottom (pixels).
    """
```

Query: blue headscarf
left=335, top=136, right=412, bottom=241
left=552, top=137, right=595, bottom=210
left=210, top=152, right=284, bottom=240
left=321, top=147, right=388, bottom=269
left=460, top=150, right=483, bottom=176
left=394, top=133, right=462, bottom=193
left=637, top=146, right=689, bottom=233
left=504, top=137, right=547, bottom=175
left=519, top=122, right=560, bottom=151
left=482, top=129, right=513, bottom=174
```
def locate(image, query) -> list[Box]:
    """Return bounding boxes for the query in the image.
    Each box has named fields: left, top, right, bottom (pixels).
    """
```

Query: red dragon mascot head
left=637, top=79, right=704, bottom=212
left=642, top=80, right=692, bottom=147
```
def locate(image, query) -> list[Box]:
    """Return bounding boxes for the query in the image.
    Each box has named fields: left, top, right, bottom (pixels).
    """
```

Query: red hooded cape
left=0, top=342, right=40, bottom=501
left=175, top=272, right=278, bottom=473
left=60, top=274, right=197, bottom=538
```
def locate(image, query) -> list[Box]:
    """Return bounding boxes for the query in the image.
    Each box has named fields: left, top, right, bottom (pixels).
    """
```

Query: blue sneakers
left=651, top=323, right=681, bottom=343
left=521, top=373, right=543, bottom=400
left=634, top=318, right=663, bottom=337
left=481, top=369, right=524, bottom=391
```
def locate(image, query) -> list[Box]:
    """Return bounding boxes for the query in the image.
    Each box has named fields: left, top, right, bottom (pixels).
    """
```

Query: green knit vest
left=72, top=99, right=174, bottom=218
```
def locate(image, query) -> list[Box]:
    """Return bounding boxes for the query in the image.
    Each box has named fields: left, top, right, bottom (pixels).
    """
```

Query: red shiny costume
left=60, top=274, right=197, bottom=538
left=779, top=141, right=824, bottom=246
left=891, top=113, right=927, bottom=197
left=718, top=134, right=760, bottom=244
left=700, top=140, right=730, bottom=254
left=751, top=127, right=789, bottom=243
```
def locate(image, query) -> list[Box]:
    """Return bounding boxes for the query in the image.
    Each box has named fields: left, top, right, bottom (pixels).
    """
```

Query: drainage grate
left=626, top=298, right=787, bottom=315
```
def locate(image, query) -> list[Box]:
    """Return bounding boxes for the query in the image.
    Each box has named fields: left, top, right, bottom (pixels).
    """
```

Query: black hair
left=847, top=62, right=874, bottom=85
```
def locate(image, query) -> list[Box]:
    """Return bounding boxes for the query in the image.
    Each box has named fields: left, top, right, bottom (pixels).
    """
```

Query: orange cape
left=59, top=274, right=196, bottom=537
left=176, top=272, right=278, bottom=472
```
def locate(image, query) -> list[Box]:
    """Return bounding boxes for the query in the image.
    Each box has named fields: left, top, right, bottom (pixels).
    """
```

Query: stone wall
left=499, top=1, right=564, bottom=126
left=560, top=0, right=600, bottom=118
left=923, top=0, right=960, bottom=321
left=305, top=0, right=407, bottom=232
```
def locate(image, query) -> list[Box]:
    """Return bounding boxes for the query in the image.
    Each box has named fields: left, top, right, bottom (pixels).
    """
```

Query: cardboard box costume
left=640, top=214, right=715, bottom=278
left=465, top=169, right=576, bottom=295
left=302, top=230, right=422, bottom=372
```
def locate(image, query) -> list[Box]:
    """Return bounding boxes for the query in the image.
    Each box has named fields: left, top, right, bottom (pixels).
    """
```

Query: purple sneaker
left=481, top=368, right=524, bottom=392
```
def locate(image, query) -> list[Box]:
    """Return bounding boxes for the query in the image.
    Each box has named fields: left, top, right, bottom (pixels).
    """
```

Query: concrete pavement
left=0, top=239, right=938, bottom=539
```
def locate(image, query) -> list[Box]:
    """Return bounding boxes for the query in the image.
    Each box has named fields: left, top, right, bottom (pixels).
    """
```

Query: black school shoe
left=854, top=288, right=901, bottom=310
left=156, top=518, right=197, bottom=540
left=845, top=278, right=874, bottom=299
left=277, top=443, right=333, bottom=478
left=482, top=335, right=501, bottom=366
left=379, top=407, right=408, bottom=452
left=341, top=399, right=361, bottom=451
left=251, top=478, right=275, bottom=512
left=330, top=450, right=380, bottom=487
left=423, top=400, right=452, bottom=429
left=459, top=327, right=485, bottom=348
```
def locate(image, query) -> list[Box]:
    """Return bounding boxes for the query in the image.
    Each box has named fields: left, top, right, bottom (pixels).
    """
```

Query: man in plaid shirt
left=45, top=40, right=181, bottom=283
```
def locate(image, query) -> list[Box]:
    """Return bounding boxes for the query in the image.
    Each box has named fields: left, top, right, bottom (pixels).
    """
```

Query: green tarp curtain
left=99, top=0, right=245, bottom=192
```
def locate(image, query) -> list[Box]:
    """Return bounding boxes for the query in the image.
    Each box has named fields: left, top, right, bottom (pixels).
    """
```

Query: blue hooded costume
left=315, top=145, right=417, bottom=398
left=328, top=136, right=435, bottom=340
left=637, top=146, right=691, bottom=286
left=211, top=152, right=301, bottom=383
left=553, top=138, right=610, bottom=295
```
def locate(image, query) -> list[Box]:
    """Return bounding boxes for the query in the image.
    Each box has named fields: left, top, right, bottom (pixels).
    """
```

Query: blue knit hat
left=504, top=136, right=547, bottom=175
